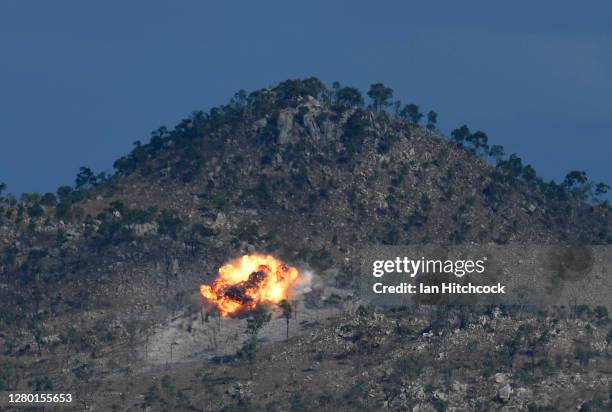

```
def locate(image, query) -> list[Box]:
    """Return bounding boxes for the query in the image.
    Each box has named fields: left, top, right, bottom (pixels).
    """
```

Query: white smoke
left=289, top=268, right=316, bottom=299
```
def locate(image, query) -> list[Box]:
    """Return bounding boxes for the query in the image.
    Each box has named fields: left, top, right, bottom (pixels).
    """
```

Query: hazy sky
left=1, top=1, right=611, bottom=195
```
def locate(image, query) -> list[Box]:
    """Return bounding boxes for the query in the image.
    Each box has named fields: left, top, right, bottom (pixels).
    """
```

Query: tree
left=75, top=167, right=97, bottom=190
left=275, top=77, right=326, bottom=104
left=55, top=200, right=72, bottom=221
left=564, top=171, right=588, bottom=189
left=55, top=186, right=74, bottom=221
left=239, top=306, right=271, bottom=378
left=593, top=182, right=611, bottom=204
left=301, top=77, right=326, bottom=99
left=521, top=165, right=537, bottom=183
left=57, top=186, right=73, bottom=201
left=367, top=83, right=393, bottom=112
left=331, top=81, right=341, bottom=101
left=426, top=110, right=438, bottom=131
left=238, top=338, right=257, bottom=379
left=278, top=300, right=292, bottom=341
left=451, top=125, right=470, bottom=147
left=246, top=305, right=271, bottom=337
left=40, top=193, right=57, bottom=207
left=489, top=144, right=505, bottom=164
left=0, top=182, right=6, bottom=196
left=96, top=172, right=110, bottom=184
left=499, top=153, right=524, bottom=178
left=336, top=87, right=364, bottom=108
left=466, top=130, right=489, bottom=155
left=230, top=89, right=248, bottom=108
left=564, top=170, right=590, bottom=200
left=393, top=100, right=401, bottom=116
left=595, top=182, right=610, bottom=197
left=400, top=104, right=423, bottom=124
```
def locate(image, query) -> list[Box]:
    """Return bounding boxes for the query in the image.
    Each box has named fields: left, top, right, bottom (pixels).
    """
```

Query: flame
left=200, top=254, right=300, bottom=316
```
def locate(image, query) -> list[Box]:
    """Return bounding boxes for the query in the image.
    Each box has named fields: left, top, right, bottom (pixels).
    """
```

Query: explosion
left=200, top=254, right=301, bottom=316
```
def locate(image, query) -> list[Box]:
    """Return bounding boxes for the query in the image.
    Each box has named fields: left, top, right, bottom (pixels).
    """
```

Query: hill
left=0, top=78, right=610, bottom=411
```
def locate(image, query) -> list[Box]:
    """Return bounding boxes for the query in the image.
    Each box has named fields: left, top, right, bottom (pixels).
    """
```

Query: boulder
left=498, top=384, right=512, bottom=402
left=277, top=110, right=294, bottom=144
left=494, top=373, right=507, bottom=384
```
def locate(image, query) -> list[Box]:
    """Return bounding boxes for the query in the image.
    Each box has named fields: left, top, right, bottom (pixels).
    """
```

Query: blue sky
left=1, top=1, right=611, bottom=195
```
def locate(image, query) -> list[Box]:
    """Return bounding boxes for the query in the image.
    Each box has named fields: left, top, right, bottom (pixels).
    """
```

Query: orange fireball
left=200, top=254, right=300, bottom=316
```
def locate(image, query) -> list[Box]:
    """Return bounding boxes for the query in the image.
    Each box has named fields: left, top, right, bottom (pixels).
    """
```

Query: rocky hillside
left=89, top=306, right=609, bottom=411
left=1, top=78, right=610, bottom=310
left=0, top=78, right=610, bottom=410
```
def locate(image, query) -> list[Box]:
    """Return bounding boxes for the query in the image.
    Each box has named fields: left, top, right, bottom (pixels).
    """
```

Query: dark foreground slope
left=0, top=78, right=610, bottom=411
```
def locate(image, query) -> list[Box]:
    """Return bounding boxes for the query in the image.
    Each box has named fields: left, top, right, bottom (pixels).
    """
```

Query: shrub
left=251, top=181, right=271, bottom=205
left=144, top=384, right=160, bottom=405
left=574, top=343, right=592, bottom=367
left=31, top=376, right=53, bottom=390
left=377, top=133, right=400, bottom=154
left=193, top=223, right=216, bottom=237
left=157, top=209, right=183, bottom=239
left=395, top=353, right=425, bottom=379
left=579, top=394, right=607, bottom=412
left=212, top=193, right=230, bottom=210
left=237, top=222, right=260, bottom=243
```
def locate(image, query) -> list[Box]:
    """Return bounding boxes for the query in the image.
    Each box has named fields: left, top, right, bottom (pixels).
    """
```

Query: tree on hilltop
left=489, top=144, right=505, bottom=164
left=400, top=103, right=423, bottom=124
left=368, top=83, right=393, bottom=112
left=564, top=170, right=588, bottom=189
left=75, top=167, right=97, bottom=190
left=426, top=110, right=438, bottom=131
left=336, top=86, right=364, bottom=108
left=467, top=130, right=489, bottom=155
left=451, top=125, right=470, bottom=147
